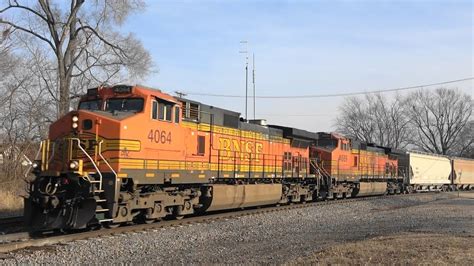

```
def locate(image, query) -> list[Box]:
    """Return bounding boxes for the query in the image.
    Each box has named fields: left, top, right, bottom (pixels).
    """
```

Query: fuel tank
left=356, top=182, right=387, bottom=196
left=202, top=184, right=283, bottom=212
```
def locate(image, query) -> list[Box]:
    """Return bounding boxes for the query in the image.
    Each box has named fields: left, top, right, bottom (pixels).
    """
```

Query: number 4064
left=148, top=130, right=172, bottom=144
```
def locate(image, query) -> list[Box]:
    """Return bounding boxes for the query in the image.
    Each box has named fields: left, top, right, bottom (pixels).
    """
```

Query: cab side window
left=197, top=136, right=205, bottom=155
left=165, top=104, right=172, bottom=121
left=174, top=107, right=180, bottom=123
left=152, top=99, right=173, bottom=122
left=152, top=101, right=158, bottom=119
left=158, top=102, right=165, bottom=120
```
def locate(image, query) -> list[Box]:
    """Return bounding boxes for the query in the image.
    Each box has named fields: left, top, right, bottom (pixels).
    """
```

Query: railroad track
left=0, top=192, right=448, bottom=254
left=0, top=216, right=24, bottom=233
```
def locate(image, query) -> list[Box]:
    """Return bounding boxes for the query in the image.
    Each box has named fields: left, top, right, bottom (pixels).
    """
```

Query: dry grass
left=0, top=180, right=24, bottom=218
left=290, top=233, right=474, bottom=265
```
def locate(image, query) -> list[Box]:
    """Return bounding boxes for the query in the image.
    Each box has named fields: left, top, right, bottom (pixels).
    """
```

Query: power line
left=182, top=77, right=473, bottom=99
left=259, top=113, right=330, bottom=117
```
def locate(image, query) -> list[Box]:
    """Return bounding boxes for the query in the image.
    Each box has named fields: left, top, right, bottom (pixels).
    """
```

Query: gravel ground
left=2, top=192, right=473, bottom=264
left=290, top=233, right=474, bottom=265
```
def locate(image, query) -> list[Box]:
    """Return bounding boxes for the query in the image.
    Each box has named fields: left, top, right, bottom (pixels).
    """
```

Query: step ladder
left=71, top=138, right=115, bottom=224
left=310, top=159, right=332, bottom=187
left=88, top=172, right=113, bottom=223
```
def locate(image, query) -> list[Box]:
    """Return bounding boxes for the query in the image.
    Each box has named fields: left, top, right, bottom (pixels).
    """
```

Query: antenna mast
left=239, top=40, right=249, bottom=121
left=252, top=53, right=256, bottom=120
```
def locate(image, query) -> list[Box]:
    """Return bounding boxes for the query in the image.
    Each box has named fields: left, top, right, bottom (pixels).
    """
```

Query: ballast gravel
left=2, top=192, right=473, bottom=264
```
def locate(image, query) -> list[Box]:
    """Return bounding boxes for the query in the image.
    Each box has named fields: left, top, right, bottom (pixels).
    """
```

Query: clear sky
left=123, top=0, right=473, bottom=132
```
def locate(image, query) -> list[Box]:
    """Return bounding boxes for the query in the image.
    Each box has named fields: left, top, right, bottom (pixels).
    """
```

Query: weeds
left=0, top=180, right=25, bottom=218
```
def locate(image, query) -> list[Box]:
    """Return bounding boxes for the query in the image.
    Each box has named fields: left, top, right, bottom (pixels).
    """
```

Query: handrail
left=24, top=141, right=44, bottom=177
left=47, top=141, right=56, bottom=165
left=98, top=140, right=117, bottom=178
left=310, top=159, right=330, bottom=178
left=70, top=138, right=102, bottom=190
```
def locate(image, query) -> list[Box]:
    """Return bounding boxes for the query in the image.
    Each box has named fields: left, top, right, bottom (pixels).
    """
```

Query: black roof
left=268, top=125, right=318, bottom=140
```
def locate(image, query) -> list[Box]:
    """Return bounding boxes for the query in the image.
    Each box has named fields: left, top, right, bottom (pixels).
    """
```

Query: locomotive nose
left=48, top=112, right=80, bottom=139
left=49, top=110, right=121, bottom=139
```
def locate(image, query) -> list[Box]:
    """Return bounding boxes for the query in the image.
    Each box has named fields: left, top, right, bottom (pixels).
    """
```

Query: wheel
left=104, top=222, right=121, bottom=229
left=144, top=219, right=156, bottom=224
left=173, top=205, right=185, bottom=220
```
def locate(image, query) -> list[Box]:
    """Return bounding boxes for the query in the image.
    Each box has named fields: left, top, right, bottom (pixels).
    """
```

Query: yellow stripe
left=99, top=158, right=284, bottom=173
left=117, top=173, right=128, bottom=178
left=146, top=160, right=158, bottom=170
left=181, top=121, right=290, bottom=144
left=105, top=140, right=141, bottom=152
left=146, top=173, right=155, bottom=177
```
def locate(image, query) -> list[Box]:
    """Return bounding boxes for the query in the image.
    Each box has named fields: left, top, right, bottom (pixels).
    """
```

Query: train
left=24, top=85, right=474, bottom=231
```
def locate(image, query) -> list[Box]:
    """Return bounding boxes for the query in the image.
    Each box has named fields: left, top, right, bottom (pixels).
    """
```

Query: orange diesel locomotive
left=311, top=132, right=400, bottom=198
left=25, top=85, right=402, bottom=231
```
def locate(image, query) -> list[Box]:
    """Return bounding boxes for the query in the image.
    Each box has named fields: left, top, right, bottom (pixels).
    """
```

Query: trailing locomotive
left=24, top=85, right=473, bottom=231
left=311, top=132, right=401, bottom=197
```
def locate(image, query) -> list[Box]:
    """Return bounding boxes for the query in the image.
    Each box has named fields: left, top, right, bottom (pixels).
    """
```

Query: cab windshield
left=79, top=100, right=102, bottom=111
left=105, top=98, right=144, bottom=113
left=316, top=139, right=338, bottom=149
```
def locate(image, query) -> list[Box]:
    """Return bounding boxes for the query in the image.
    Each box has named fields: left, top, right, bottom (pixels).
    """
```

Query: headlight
left=72, top=122, right=78, bottom=129
left=69, top=161, right=79, bottom=170
left=72, top=115, right=79, bottom=122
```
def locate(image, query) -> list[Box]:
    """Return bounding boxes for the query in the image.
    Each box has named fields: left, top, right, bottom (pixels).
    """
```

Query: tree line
left=335, top=88, right=473, bottom=158
left=0, top=1, right=472, bottom=186
left=0, top=0, right=152, bottom=183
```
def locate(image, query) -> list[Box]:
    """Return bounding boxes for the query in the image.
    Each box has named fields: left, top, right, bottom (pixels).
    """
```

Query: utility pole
left=239, top=40, right=248, bottom=121
left=174, top=91, right=187, bottom=98
left=252, top=53, right=256, bottom=120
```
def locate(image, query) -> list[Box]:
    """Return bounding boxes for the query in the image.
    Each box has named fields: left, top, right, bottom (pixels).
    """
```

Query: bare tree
left=407, top=88, right=473, bottom=155
left=450, top=121, right=474, bottom=158
left=335, top=93, right=410, bottom=149
left=0, top=0, right=152, bottom=117
left=0, top=30, right=53, bottom=183
left=336, top=96, right=373, bottom=143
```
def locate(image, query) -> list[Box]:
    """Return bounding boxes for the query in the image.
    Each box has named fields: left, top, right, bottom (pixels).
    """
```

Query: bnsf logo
left=218, top=137, right=263, bottom=162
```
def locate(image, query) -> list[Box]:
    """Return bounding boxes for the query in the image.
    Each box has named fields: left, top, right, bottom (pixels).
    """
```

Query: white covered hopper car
left=395, top=151, right=473, bottom=192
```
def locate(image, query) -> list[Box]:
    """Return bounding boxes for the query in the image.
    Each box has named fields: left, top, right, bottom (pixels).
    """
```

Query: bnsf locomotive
left=25, top=85, right=474, bottom=231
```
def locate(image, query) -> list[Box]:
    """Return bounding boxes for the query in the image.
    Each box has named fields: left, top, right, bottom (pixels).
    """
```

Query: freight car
left=23, top=84, right=472, bottom=232
left=397, top=151, right=452, bottom=192
left=452, top=157, right=474, bottom=190
left=393, top=151, right=474, bottom=192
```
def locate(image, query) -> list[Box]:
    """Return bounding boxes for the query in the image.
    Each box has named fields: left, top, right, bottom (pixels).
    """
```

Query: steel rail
left=0, top=192, right=456, bottom=254
left=0, top=216, right=24, bottom=230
